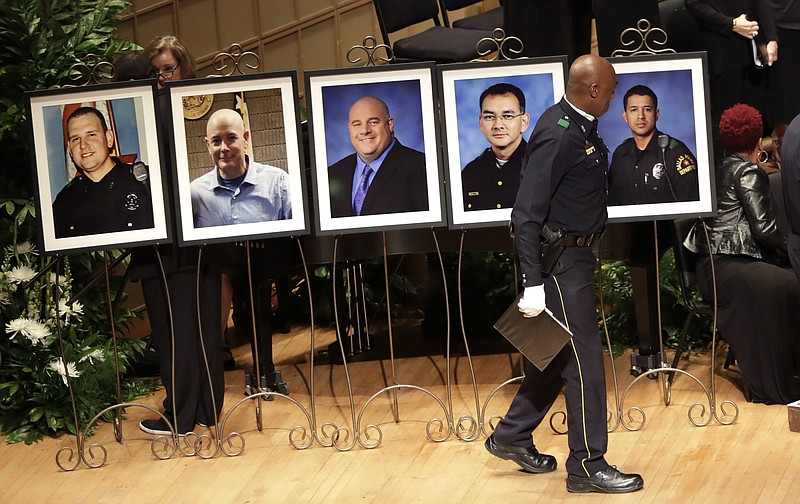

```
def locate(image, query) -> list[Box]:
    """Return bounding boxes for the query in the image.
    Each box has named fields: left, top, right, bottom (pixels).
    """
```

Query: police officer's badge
left=676, top=154, right=697, bottom=175
left=125, top=193, right=140, bottom=211
left=652, top=162, right=666, bottom=180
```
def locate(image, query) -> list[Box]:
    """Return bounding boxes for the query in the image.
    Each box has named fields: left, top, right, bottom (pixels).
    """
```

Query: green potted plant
left=0, top=0, right=157, bottom=444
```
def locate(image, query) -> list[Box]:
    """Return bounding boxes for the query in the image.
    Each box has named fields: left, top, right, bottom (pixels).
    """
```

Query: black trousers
left=493, top=246, right=609, bottom=477
left=142, top=258, right=223, bottom=433
left=789, top=231, right=800, bottom=282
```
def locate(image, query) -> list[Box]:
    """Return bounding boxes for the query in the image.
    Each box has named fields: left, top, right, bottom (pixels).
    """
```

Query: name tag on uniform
left=585, top=142, right=596, bottom=156
left=468, top=191, right=480, bottom=196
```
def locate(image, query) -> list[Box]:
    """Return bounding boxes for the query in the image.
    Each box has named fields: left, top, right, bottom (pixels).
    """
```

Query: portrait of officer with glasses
left=461, top=83, right=530, bottom=212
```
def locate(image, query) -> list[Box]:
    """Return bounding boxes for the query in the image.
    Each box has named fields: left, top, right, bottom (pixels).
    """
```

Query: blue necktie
left=353, top=164, right=372, bottom=216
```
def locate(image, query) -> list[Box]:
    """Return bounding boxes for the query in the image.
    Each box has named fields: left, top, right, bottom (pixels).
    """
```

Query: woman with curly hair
left=685, top=103, right=800, bottom=404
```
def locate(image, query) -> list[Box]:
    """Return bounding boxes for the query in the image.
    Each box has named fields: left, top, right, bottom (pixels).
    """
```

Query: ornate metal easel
left=603, top=20, right=738, bottom=429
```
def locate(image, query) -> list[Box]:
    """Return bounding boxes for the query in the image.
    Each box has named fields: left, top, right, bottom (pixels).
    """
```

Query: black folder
left=493, top=295, right=573, bottom=372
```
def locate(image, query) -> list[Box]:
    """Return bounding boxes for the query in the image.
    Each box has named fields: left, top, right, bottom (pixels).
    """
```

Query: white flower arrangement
left=5, top=317, right=51, bottom=345
left=48, top=358, right=81, bottom=386
left=79, top=348, right=105, bottom=365
left=6, top=265, right=37, bottom=284
left=5, top=241, right=38, bottom=257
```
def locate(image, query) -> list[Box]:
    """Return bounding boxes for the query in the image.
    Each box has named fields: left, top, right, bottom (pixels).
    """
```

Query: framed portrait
left=438, top=57, right=568, bottom=229
left=27, top=81, right=170, bottom=255
left=167, top=72, right=309, bottom=245
left=603, top=53, right=715, bottom=222
left=306, top=63, right=445, bottom=236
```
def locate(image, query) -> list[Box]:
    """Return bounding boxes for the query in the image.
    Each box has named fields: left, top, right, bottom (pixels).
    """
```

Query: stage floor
left=2, top=325, right=799, bottom=503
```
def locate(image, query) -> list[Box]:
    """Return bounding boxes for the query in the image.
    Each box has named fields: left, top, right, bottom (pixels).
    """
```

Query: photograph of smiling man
left=327, top=94, right=427, bottom=218
left=53, top=104, right=154, bottom=238
left=190, top=108, right=291, bottom=228
left=607, top=84, right=699, bottom=206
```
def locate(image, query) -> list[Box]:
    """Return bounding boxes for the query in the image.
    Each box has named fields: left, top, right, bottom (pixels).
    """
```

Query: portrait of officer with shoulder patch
left=607, top=84, right=699, bottom=206
left=52, top=105, right=154, bottom=238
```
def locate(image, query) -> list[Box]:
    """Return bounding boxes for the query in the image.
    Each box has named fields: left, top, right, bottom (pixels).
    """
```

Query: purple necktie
left=353, top=164, right=372, bottom=216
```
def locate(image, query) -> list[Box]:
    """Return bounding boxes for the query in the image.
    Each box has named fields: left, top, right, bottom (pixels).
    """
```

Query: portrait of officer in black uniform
left=461, top=83, right=530, bottom=211
left=484, top=54, right=644, bottom=494
left=607, top=84, right=699, bottom=206
left=52, top=106, right=154, bottom=238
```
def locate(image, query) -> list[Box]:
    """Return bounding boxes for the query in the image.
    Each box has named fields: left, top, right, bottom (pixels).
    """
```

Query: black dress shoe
left=566, top=466, right=644, bottom=494
left=484, top=434, right=557, bottom=473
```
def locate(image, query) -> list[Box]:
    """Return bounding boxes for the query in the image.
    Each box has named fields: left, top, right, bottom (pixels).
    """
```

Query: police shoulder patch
left=675, top=154, right=697, bottom=175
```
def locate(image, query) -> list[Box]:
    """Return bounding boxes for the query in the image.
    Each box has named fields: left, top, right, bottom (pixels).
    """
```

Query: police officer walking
left=484, top=54, right=644, bottom=494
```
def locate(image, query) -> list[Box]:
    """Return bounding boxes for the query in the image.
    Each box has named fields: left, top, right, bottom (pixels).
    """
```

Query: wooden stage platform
left=2, top=325, right=799, bottom=503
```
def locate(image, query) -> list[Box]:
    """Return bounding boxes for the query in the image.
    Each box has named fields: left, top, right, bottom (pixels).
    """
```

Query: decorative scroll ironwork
left=597, top=221, right=738, bottom=432
left=355, top=384, right=453, bottom=448
left=480, top=376, right=524, bottom=438
left=66, top=54, right=114, bottom=86
left=210, top=43, right=260, bottom=77
left=611, top=19, right=676, bottom=57
left=347, top=36, right=394, bottom=66
left=473, top=28, right=524, bottom=62
left=447, top=230, right=484, bottom=441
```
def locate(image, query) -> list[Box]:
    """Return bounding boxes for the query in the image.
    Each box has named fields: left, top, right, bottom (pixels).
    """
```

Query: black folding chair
left=439, top=0, right=503, bottom=31
left=373, top=0, right=493, bottom=63
left=668, top=218, right=736, bottom=388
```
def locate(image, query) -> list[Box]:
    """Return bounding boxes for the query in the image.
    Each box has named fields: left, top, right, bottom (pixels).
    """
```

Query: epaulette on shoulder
left=557, top=117, right=570, bottom=129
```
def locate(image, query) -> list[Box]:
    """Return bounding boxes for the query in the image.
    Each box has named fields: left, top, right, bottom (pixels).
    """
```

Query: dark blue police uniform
left=52, top=159, right=154, bottom=238
left=608, top=131, right=698, bottom=206
left=494, top=97, right=611, bottom=478
left=462, top=139, right=527, bottom=211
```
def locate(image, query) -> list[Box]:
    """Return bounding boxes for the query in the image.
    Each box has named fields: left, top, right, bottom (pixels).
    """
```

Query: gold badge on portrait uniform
left=183, top=94, right=214, bottom=120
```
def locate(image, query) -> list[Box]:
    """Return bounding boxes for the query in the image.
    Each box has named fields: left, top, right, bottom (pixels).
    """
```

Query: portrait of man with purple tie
left=327, top=95, right=428, bottom=218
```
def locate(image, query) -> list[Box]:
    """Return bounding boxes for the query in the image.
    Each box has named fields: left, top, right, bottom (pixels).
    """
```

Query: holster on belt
left=540, top=224, right=566, bottom=277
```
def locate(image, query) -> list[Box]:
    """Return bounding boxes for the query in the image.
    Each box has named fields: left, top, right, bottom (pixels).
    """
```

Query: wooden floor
left=2, top=324, right=800, bottom=504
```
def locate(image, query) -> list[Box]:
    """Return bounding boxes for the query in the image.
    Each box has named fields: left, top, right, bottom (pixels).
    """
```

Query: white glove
left=518, top=285, right=546, bottom=318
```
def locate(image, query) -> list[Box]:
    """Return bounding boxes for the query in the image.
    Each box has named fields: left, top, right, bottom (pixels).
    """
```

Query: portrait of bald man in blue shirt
left=191, top=108, right=291, bottom=228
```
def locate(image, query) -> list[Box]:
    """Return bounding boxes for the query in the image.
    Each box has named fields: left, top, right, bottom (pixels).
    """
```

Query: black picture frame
left=305, top=63, right=445, bottom=236
left=438, top=56, right=568, bottom=229
left=26, top=80, right=171, bottom=255
left=604, top=52, right=716, bottom=223
left=166, top=71, right=309, bottom=246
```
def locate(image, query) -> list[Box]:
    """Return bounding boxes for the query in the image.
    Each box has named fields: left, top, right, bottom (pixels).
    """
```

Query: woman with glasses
left=144, top=35, right=197, bottom=87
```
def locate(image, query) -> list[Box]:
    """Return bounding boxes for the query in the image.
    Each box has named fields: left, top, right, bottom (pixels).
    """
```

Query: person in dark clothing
left=686, top=0, right=779, bottom=123
left=685, top=104, right=800, bottom=405
left=131, top=36, right=224, bottom=436
left=462, top=83, right=530, bottom=211
left=485, top=54, right=644, bottom=494
left=783, top=112, right=800, bottom=279
left=767, top=0, right=800, bottom=125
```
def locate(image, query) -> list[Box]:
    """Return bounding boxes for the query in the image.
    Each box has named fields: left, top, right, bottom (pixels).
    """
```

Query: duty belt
left=564, top=232, right=601, bottom=247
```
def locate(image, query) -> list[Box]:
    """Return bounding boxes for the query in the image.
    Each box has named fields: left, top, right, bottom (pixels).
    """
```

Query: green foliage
left=0, top=0, right=157, bottom=444
left=423, top=251, right=516, bottom=340
left=0, top=0, right=137, bottom=145
left=597, top=250, right=712, bottom=357
left=0, top=200, right=153, bottom=445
